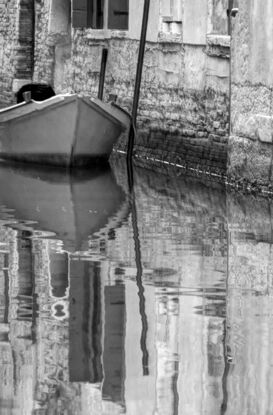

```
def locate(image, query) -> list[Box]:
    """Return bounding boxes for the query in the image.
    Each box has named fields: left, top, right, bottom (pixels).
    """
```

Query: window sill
left=84, top=29, right=129, bottom=40
left=206, top=34, right=230, bottom=48
left=158, top=19, right=182, bottom=44
left=158, top=32, right=182, bottom=44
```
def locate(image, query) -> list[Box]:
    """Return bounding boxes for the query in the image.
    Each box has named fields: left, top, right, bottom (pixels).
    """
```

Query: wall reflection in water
left=226, top=192, right=273, bottom=415
left=0, top=159, right=273, bottom=414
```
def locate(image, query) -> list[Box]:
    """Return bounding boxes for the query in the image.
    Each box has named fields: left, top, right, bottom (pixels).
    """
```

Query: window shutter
left=72, top=0, right=90, bottom=27
left=108, top=0, right=128, bottom=30
left=72, top=0, right=104, bottom=28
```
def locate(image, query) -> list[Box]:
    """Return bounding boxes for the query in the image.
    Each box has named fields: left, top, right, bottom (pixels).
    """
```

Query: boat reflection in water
left=0, top=161, right=127, bottom=251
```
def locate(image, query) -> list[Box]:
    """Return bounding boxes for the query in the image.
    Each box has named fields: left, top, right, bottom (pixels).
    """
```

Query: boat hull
left=0, top=94, right=130, bottom=167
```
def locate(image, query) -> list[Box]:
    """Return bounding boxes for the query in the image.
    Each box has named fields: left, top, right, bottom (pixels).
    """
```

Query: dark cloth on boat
left=16, top=83, right=55, bottom=103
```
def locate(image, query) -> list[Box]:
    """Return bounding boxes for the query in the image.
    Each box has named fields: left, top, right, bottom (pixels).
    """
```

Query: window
left=72, top=0, right=129, bottom=30
left=160, top=0, right=182, bottom=23
left=160, top=0, right=182, bottom=39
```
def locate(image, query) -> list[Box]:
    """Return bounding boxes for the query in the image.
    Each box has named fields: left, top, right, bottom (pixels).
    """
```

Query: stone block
left=228, top=134, right=273, bottom=184
left=12, top=78, right=32, bottom=93
left=232, top=113, right=273, bottom=143
left=231, top=85, right=272, bottom=116
left=255, top=115, right=273, bottom=143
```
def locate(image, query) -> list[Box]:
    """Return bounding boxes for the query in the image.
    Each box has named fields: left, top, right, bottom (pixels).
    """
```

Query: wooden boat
left=0, top=94, right=130, bottom=167
left=0, top=162, right=129, bottom=251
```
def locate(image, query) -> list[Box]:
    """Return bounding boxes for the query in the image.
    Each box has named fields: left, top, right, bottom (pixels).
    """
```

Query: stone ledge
left=158, top=31, right=182, bottom=43
left=85, top=29, right=128, bottom=40
left=206, top=34, right=230, bottom=59
left=207, top=34, right=231, bottom=48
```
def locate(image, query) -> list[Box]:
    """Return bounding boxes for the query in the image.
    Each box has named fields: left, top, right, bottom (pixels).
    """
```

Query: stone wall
left=228, top=0, right=273, bottom=189
left=30, top=0, right=231, bottom=176
left=0, top=0, right=18, bottom=103
left=0, top=0, right=35, bottom=104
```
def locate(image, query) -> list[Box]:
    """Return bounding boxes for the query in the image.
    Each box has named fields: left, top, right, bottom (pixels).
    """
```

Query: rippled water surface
left=0, top=156, right=273, bottom=414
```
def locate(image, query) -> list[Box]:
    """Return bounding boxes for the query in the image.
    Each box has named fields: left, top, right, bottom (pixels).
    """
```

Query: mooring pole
left=125, top=0, right=151, bottom=375
left=130, top=186, right=150, bottom=376
left=98, top=48, right=108, bottom=100
left=127, top=0, right=150, bottom=163
left=227, top=0, right=238, bottom=137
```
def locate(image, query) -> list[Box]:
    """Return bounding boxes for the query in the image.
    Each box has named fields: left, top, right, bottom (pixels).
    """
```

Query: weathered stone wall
left=0, top=0, right=18, bottom=103
left=0, top=0, right=35, bottom=104
left=228, top=0, right=273, bottom=188
left=29, top=0, right=231, bottom=175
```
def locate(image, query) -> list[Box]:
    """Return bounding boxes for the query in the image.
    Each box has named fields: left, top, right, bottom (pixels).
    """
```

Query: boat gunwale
left=0, top=94, right=77, bottom=123
left=0, top=95, right=129, bottom=131
left=82, top=96, right=129, bottom=130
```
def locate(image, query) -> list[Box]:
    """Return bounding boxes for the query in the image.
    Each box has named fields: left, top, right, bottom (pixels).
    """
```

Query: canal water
left=0, top=155, right=272, bottom=414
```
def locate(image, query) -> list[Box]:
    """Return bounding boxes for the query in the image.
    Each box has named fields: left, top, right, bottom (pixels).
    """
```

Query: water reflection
left=226, top=192, right=273, bottom=415
left=0, top=162, right=127, bottom=251
left=1, top=157, right=273, bottom=413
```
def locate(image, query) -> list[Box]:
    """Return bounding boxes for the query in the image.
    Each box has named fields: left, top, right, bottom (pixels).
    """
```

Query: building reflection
left=0, top=226, right=14, bottom=414
left=0, top=227, right=35, bottom=414
left=69, top=257, right=126, bottom=409
left=69, top=259, right=103, bottom=384
left=2, top=162, right=273, bottom=414
left=226, top=192, right=273, bottom=415
left=0, top=224, right=128, bottom=414
left=102, top=282, right=126, bottom=406
left=0, top=165, right=229, bottom=415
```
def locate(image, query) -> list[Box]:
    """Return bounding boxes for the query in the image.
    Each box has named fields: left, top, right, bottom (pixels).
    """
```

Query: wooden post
left=98, top=48, right=108, bottom=100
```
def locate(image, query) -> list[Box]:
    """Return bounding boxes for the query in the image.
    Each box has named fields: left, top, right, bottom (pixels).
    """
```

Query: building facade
left=228, top=0, right=273, bottom=190
left=0, top=0, right=231, bottom=175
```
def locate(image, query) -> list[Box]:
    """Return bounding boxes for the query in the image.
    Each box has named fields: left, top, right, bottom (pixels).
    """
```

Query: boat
left=0, top=162, right=129, bottom=251
left=0, top=94, right=130, bottom=167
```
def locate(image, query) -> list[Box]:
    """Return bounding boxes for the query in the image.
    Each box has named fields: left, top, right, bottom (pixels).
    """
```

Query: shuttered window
left=72, top=0, right=128, bottom=30
left=108, top=0, right=128, bottom=30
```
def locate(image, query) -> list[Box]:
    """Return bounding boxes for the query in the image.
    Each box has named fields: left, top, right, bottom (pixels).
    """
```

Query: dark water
left=0, top=156, right=273, bottom=414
